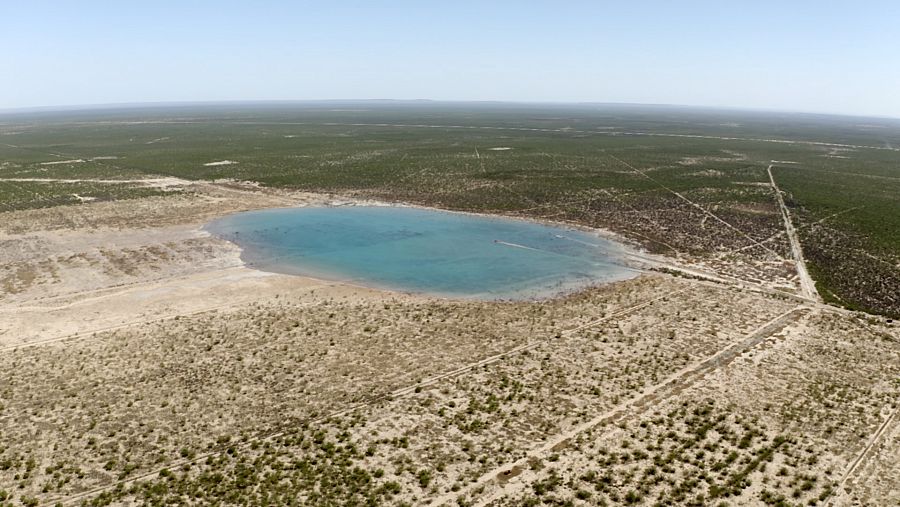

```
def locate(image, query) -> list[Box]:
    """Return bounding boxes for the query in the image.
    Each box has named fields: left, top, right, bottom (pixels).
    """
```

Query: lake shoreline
left=205, top=204, right=641, bottom=302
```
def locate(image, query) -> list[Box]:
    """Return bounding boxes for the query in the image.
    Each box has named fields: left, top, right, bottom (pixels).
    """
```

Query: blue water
left=206, top=206, right=636, bottom=300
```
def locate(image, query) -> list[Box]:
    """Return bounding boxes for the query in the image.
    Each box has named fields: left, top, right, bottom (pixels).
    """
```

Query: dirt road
left=768, top=164, right=820, bottom=301
left=432, top=306, right=809, bottom=506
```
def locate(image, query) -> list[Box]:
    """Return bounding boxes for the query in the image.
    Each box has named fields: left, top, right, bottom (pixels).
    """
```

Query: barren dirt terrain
left=0, top=180, right=896, bottom=507
left=1, top=105, right=899, bottom=506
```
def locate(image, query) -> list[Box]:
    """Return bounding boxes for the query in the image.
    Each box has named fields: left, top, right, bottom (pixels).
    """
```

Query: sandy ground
left=0, top=181, right=897, bottom=506
left=0, top=182, right=349, bottom=349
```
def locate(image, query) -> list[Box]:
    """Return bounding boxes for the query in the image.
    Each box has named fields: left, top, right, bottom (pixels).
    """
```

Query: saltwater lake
left=206, top=206, right=636, bottom=300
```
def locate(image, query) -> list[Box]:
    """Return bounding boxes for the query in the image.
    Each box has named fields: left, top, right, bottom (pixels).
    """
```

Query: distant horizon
left=3, top=99, right=900, bottom=122
left=4, top=2, right=899, bottom=119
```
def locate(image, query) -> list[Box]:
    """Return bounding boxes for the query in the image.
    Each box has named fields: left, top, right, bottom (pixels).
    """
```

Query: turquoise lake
left=206, top=206, right=637, bottom=300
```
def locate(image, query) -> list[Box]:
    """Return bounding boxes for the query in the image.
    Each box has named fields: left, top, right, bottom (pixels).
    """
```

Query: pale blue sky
left=3, top=1, right=899, bottom=117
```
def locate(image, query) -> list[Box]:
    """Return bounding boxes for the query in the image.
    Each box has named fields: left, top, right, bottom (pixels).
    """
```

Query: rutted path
left=432, top=306, right=810, bottom=506
left=68, top=120, right=900, bottom=153
left=42, top=288, right=689, bottom=507
left=0, top=176, right=190, bottom=187
left=768, top=164, right=821, bottom=301
left=825, top=405, right=900, bottom=506
left=723, top=206, right=860, bottom=257
left=608, top=154, right=784, bottom=259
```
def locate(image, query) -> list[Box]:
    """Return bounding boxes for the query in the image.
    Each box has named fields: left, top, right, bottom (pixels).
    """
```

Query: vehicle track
left=722, top=206, right=860, bottom=257
left=0, top=264, right=247, bottom=313
left=824, top=405, right=900, bottom=506
left=768, top=164, right=820, bottom=301
left=432, top=307, right=809, bottom=506
left=41, top=288, right=687, bottom=506
left=0, top=276, right=339, bottom=353
left=41, top=120, right=900, bottom=153
left=608, top=154, right=784, bottom=259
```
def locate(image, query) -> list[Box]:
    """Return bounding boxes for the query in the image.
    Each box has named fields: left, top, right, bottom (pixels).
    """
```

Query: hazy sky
left=3, top=1, right=899, bottom=117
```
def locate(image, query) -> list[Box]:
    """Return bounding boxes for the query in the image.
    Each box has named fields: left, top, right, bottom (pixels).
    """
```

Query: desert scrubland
left=1, top=105, right=898, bottom=506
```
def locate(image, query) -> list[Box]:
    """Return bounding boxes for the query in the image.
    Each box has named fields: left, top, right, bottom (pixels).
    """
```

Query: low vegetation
left=1, top=104, right=898, bottom=505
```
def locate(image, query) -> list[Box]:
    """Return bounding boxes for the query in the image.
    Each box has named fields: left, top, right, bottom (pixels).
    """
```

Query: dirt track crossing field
left=0, top=181, right=897, bottom=507
left=768, top=164, right=820, bottom=301
left=1, top=106, right=899, bottom=506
